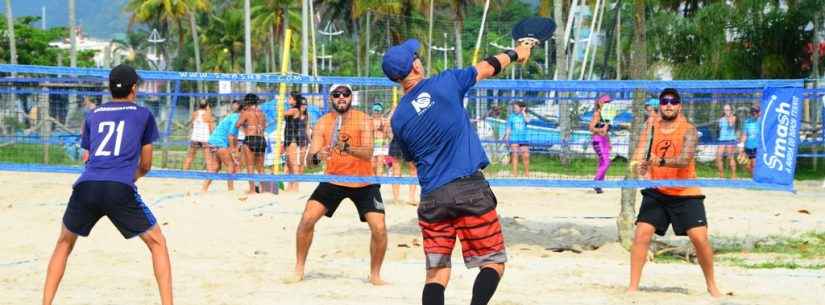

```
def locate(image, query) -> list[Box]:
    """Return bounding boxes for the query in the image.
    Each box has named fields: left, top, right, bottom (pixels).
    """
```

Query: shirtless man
left=236, top=93, right=267, bottom=194
left=371, top=102, right=390, bottom=176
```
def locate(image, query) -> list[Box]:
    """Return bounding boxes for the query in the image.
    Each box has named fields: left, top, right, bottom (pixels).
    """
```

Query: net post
left=41, top=85, right=51, bottom=164
left=273, top=29, right=293, bottom=176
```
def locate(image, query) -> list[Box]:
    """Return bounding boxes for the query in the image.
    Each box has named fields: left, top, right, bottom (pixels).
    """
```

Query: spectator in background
left=203, top=100, right=241, bottom=192
left=589, top=95, right=613, bottom=194
left=183, top=101, right=215, bottom=170
left=738, top=104, right=760, bottom=176
left=284, top=93, right=310, bottom=192
left=504, top=101, right=530, bottom=177
left=236, top=94, right=267, bottom=194
left=716, top=104, right=738, bottom=178
left=371, top=102, right=390, bottom=177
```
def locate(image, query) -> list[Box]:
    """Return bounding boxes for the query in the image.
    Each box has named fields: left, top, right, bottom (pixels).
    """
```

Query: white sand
left=0, top=172, right=823, bottom=305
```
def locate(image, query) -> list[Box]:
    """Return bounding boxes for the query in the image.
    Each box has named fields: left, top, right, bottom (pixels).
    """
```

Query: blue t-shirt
left=76, top=101, right=159, bottom=188
left=718, top=117, right=737, bottom=141
left=743, top=117, right=760, bottom=149
left=208, top=113, right=240, bottom=148
left=390, top=67, right=489, bottom=195
left=506, top=113, right=528, bottom=143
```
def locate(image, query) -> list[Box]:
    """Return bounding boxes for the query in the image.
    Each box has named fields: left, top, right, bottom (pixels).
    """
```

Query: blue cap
left=646, top=98, right=659, bottom=108
left=382, top=39, right=421, bottom=81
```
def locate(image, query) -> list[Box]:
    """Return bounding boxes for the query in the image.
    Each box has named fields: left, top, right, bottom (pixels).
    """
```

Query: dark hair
left=198, top=101, right=209, bottom=109
left=659, top=88, right=681, bottom=102
left=515, top=101, right=527, bottom=108
left=291, top=92, right=306, bottom=107
left=243, top=93, right=259, bottom=107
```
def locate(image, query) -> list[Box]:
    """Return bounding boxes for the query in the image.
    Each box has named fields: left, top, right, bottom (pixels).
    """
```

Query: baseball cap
left=597, top=95, right=612, bottom=103
left=646, top=98, right=659, bottom=108
left=109, top=64, right=140, bottom=97
left=372, top=102, right=384, bottom=112
left=329, top=84, right=353, bottom=94
left=382, top=39, right=421, bottom=82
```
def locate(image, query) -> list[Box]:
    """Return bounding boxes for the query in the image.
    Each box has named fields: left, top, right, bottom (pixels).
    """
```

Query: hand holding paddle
left=511, top=16, right=557, bottom=63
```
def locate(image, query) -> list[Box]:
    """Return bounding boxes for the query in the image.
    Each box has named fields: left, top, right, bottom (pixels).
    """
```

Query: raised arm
left=474, top=43, right=532, bottom=82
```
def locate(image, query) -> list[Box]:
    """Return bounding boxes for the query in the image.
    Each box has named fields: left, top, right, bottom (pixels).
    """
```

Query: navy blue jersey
left=390, top=67, right=489, bottom=195
left=77, top=101, right=159, bottom=188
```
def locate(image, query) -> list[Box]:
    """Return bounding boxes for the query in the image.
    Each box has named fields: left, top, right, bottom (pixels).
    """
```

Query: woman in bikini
left=236, top=93, right=268, bottom=194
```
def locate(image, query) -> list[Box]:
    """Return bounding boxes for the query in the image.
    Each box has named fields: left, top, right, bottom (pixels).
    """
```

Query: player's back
left=78, top=101, right=158, bottom=187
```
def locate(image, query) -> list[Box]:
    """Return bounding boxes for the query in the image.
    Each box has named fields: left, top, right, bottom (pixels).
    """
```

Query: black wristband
left=483, top=56, right=502, bottom=76
left=504, top=50, right=519, bottom=62
left=659, top=157, right=666, bottom=167
left=311, top=153, right=321, bottom=165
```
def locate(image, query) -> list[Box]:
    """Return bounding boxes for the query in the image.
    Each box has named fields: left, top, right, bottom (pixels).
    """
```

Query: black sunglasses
left=331, top=91, right=351, bottom=98
left=659, top=96, right=681, bottom=106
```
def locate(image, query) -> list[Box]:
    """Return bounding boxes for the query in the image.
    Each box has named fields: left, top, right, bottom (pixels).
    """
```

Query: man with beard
left=628, top=88, right=721, bottom=297
left=288, top=84, right=387, bottom=285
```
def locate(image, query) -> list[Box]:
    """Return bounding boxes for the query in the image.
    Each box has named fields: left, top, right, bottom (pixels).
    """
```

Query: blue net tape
left=0, top=163, right=792, bottom=192
left=0, top=64, right=804, bottom=90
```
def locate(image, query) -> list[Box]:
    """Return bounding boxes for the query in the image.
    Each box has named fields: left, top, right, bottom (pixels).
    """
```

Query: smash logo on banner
left=754, top=87, right=803, bottom=189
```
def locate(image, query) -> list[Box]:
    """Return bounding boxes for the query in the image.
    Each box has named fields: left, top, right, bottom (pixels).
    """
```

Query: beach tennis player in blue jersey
left=42, top=65, right=173, bottom=305
left=382, top=16, right=549, bottom=305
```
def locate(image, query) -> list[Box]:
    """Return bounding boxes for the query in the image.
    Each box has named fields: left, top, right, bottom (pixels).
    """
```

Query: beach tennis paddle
left=644, top=124, right=655, bottom=162
left=512, top=16, right=557, bottom=48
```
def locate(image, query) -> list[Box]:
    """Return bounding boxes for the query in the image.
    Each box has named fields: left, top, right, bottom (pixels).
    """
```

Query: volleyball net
left=0, top=64, right=821, bottom=191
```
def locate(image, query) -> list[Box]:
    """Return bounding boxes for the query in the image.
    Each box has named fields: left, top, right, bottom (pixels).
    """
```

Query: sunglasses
left=331, top=91, right=352, bottom=98
left=659, top=96, right=681, bottom=106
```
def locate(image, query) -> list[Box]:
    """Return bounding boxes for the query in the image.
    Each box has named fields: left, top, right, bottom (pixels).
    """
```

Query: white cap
left=329, top=84, right=353, bottom=94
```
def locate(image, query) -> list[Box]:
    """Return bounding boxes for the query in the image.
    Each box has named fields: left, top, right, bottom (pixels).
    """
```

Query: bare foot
left=625, top=287, right=639, bottom=294
left=708, top=286, right=722, bottom=298
left=368, top=275, right=388, bottom=286
left=282, top=272, right=304, bottom=284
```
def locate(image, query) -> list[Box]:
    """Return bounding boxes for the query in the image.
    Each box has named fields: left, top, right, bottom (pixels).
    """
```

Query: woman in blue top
left=504, top=101, right=530, bottom=177
left=202, top=100, right=241, bottom=192
left=738, top=105, right=760, bottom=176
left=716, top=104, right=738, bottom=178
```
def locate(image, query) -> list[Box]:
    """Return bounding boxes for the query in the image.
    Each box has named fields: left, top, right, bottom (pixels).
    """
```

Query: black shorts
left=244, top=135, right=267, bottom=154
left=309, top=183, right=384, bottom=222
left=637, top=189, right=707, bottom=236
left=745, top=148, right=757, bottom=159
left=190, top=141, right=208, bottom=148
left=285, top=137, right=308, bottom=147
left=63, top=181, right=157, bottom=239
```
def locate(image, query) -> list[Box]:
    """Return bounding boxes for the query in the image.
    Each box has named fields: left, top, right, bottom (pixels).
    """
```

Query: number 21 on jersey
left=95, top=121, right=125, bottom=156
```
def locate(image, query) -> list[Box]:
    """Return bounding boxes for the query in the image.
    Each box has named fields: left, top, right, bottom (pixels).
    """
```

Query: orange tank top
left=316, top=110, right=374, bottom=188
left=648, top=116, right=702, bottom=197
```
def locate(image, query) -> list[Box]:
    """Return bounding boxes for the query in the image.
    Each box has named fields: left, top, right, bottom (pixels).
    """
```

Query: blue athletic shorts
left=63, top=181, right=157, bottom=239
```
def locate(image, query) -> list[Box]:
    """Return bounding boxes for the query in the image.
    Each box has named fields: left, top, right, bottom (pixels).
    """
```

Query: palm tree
left=252, top=0, right=299, bottom=72
left=4, top=0, right=16, bottom=66
left=618, top=0, right=649, bottom=249
left=203, top=8, right=245, bottom=72
left=448, top=0, right=478, bottom=68
left=184, top=0, right=210, bottom=78
left=126, top=0, right=191, bottom=68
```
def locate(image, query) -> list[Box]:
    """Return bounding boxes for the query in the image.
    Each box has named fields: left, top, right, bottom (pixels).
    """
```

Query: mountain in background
left=1, top=0, right=129, bottom=39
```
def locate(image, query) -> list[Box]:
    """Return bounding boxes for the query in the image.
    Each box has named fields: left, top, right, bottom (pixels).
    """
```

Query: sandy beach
left=1, top=172, right=823, bottom=305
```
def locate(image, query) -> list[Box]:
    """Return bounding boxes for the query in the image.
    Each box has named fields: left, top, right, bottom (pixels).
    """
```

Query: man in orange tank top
left=628, top=88, right=721, bottom=297
left=288, top=84, right=388, bottom=286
